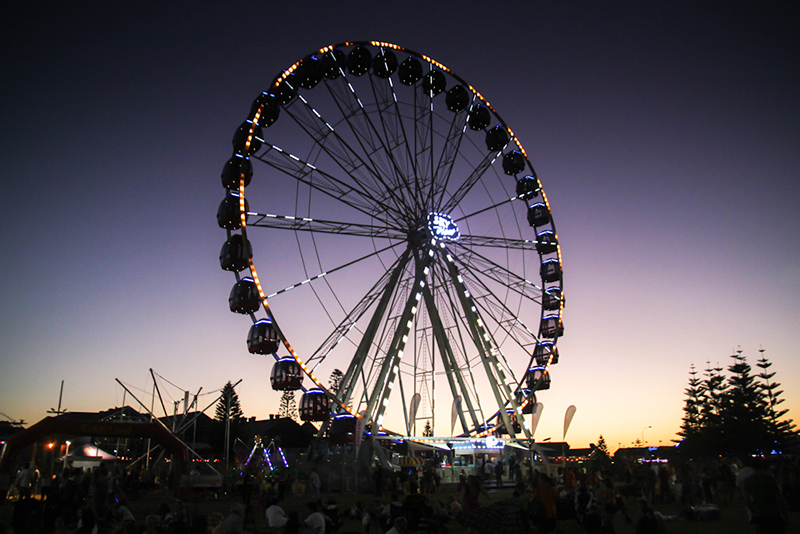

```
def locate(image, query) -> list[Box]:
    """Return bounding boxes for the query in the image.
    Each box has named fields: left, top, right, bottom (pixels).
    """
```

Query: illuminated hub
left=427, top=212, right=460, bottom=241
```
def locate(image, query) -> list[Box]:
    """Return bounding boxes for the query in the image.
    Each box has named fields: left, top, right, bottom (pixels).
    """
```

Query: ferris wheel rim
left=219, top=41, right=564, bottom=438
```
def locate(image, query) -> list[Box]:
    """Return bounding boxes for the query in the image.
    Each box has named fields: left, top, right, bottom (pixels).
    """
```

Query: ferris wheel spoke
left=364, top=72, right=408, bottom=182
left=308, top=247, right=408, bottom=372
left=413, top=87, right=436, bottom=209
left=279, top=96, right=412, bottom=221
left=246, top=213, right=406, bottom=239
left=439, top=149, right=502, bottom=214
left=263, top=240, right=404, bottom=301
left=252, top=144, right=396, bottom=225
left=322, top=74, right=419, bottom=220
left=455, top=234, right=538, bottom=251
left=367, top=68, right=425, bottom=214
left=453, top=197, right=517, bottom=226
left=451, top=242, right=544, bottom=302
left=430, top=107, right=470, bottom=211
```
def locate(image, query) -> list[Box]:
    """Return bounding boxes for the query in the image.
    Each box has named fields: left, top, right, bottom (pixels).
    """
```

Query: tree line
left=678, top=348, right=797, bottom=458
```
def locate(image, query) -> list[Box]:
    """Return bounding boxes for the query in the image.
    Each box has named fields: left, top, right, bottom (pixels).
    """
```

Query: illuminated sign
left=427, top=212, right=460, bottom=240
left=485, top=435, right=505, bottom=449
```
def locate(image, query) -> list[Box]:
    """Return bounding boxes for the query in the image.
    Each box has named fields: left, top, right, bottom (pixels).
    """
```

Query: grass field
left=2, top=485, right=797, bottom=533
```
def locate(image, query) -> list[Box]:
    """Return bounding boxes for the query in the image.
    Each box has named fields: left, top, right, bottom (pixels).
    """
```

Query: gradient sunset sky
left=2, top=1, right=798, bottom=451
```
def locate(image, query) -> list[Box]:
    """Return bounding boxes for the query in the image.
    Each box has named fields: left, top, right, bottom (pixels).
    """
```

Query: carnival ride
left=217, top=41, right=564, bottom=443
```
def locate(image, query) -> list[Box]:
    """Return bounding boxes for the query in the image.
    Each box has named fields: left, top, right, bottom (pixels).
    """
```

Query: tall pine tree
left=328, top=368, right=352, bottom=410
left=214, top=381, right=244, bottom=460
left=279, top=390, right=298, bottom=421
left=591, top=435, right=612, bottom=469
left=721, top=348, right=771, bottom=456
left=677, top=364, right=705, bottom=454
left=679, top=348, right=798, bottom=457
left=422, top=420, right=433, bottom=437
left=215, top=381, right=244, bottom=422
left=700, top=361, right=727, bottom=454
left=756, top=349, right=797, bottom=451
left=329, top=369, right=344, bottom=394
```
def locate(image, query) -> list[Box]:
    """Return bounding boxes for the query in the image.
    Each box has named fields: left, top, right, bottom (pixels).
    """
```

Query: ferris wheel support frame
left=420, top=284, right=479, bottom=435
left=441, top=247, right=529, bottom=439
left=337, top=248, right=412, bottom=409
left=365, top=242, right=437, bottom=428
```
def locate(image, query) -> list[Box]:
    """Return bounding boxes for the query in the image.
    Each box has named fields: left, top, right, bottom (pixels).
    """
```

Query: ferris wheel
left=217, top=41, right=564, bottom=441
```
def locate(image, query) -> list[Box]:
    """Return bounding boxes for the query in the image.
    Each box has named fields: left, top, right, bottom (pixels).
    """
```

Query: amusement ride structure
left=216, top=41, right=564, bottom=445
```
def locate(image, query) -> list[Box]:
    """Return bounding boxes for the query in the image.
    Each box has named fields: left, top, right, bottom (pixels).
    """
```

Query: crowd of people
left=2, top=453, right=798, bottom=534
left=450, top=455, right=798, bottom=534
left=4, top=463, right=165, bottom=533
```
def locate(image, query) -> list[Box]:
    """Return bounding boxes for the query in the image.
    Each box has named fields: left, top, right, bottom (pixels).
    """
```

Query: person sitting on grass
left=301, top=500, right=328, bottom=534
left=266, top=497, right=288, bottom=529
left=385, top=517, right=407, bottom=534
left=634, top=497, right=665, bottom=534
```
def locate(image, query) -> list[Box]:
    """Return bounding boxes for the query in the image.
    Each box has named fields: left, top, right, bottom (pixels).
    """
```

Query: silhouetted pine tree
left=699, top=361, right=727, bottom=454
left=756, top=348, right=797, bottom=451
left=214, top=381, right=244, bottom=457
left=591, top=435, right=612, bottom=468
left=720, top=348, right=771, bottom=456
left=328, top=368, right=352, bottom=410
left=422, top=420, right=433, bottom=437
left=677, top=364, right=704, bottom=454
left=215, top=381, right=244, bottom=422
left=597, top=435, right=609, bottom=456
left=679, top=348, right=798, bottom=458
left=279, top=390, right=298, bottom=421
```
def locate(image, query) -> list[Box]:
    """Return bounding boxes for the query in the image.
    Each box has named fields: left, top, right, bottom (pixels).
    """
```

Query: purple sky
left=1, top=2, right=798, bottom=450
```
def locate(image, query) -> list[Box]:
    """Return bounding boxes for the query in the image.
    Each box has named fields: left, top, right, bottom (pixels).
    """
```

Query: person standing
left=310, top=468, right=321, bottom=498
left=531, top=474, right=557, bottom=534
left=461, top=475, right=484, bottom=512
left=743, top=459, right=787, bottom=534
left=15, top=464, right=37, bottom=500
left=494, top=459, right=504, bottom=488
left=373, top=464, right=383, bottom=496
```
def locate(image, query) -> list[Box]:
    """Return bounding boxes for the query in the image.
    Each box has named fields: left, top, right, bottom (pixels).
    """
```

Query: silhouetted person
left=744, top=459, right=787, bottom=534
